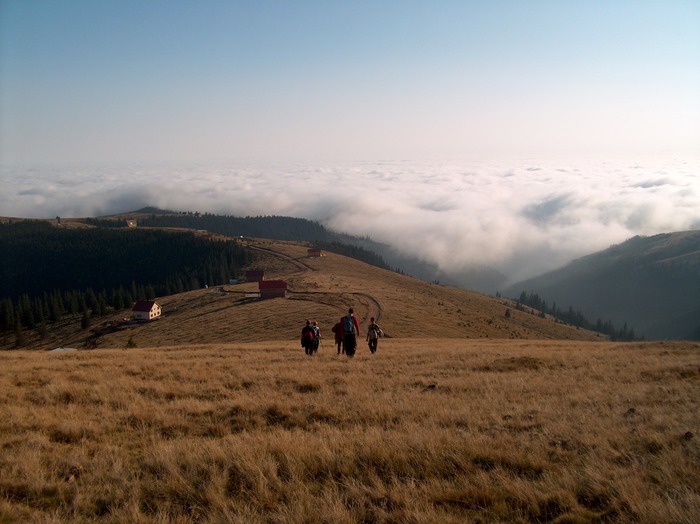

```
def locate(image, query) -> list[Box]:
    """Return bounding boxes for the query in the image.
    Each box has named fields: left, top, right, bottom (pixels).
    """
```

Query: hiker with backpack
left=300, top=320, right=314, bottom=355
left=366, top=317, right=383, bottom=354
left=340, top=308, right=361, bottom=357
left=331, top=321, right=343, bottom=354
left=310, top=321, right=321, bottom=354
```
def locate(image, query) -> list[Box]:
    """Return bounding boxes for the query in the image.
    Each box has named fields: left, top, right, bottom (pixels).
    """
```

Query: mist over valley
left=3, top=157, right=698, bottom=294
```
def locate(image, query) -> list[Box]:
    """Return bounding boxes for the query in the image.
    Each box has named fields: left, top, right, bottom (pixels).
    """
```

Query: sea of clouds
left=2, top=158, right=698, bottom=290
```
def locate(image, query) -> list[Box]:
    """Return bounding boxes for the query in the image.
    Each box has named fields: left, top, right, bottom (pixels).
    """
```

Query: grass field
left=1, top=339, right=698, bottom=523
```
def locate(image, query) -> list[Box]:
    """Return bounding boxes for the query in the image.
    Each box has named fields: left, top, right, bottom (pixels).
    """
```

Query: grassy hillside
left=77, top=209, right=507, bottom=291
left=1, top=340, right=698, bottom=522
left=5, top=238, right=604, bottom=351
left=505, top=230, right=700, bottom=340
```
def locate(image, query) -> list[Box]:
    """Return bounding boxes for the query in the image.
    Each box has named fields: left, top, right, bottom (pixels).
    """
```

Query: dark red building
left=258, top=280, right=287, bottom=299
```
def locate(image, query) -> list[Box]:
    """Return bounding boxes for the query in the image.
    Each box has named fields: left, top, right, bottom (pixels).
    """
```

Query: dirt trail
left=354, top=292, right=383, bottom=330
left=248, top=241, right=384, bottom=331
left=290, top=291, right=383, bottom=334
left=247, top=244, right=314, bottom=273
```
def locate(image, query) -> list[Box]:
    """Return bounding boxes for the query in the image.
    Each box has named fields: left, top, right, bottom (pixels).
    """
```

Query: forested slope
left=87, top=211, right=392, bottom=271
left=505, top=231, right=700, bottom=340
left=0, top=221, right=251, bottom=333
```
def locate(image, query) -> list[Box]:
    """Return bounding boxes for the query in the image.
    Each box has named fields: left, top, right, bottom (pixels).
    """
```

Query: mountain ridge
left=4, top=210, right=696, bottom=342
left=504, top=230, right=700, bottom=340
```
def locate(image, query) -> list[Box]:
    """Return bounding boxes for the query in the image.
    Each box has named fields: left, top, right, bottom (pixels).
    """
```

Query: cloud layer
left=2, top=158, right=698, bottom=289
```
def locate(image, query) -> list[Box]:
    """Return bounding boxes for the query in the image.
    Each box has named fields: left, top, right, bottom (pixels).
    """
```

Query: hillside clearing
left=7, top=238, right=604, bottom=352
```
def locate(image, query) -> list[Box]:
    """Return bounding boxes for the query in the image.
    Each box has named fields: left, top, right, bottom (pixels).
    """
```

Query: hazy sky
left=2, top=0, right=699, bottom=163
left=1, top=1, right=699, bottom=288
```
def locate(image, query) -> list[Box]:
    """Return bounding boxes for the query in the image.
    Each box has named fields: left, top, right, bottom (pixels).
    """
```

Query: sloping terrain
left=505, top=230, right=700, bottom=340
left=43, top=238, right=603, bottom=350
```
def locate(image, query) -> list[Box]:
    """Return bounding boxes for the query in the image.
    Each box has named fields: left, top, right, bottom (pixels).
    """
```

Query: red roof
left=132, top=300, right=158, bottom=312
left=258, top=280, right=287, bottom=290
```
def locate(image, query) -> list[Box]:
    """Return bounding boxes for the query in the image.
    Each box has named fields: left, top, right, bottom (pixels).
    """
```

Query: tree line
left=0, top=221, right=252, bottom=336
left=136, top=212, right=334, bottom=241
left=514, top=290, right=642, bottom=341
left=85, top=211, right=393, bottom=270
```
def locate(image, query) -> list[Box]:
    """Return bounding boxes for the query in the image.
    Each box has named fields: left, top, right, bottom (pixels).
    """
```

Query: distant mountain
left=504, top=230, right=700, bottom=340
left=109, top=209, right=501, bottom=287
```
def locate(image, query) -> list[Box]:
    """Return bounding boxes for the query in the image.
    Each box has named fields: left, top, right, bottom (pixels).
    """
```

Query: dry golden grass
left=1, top=339, right=698, bottom=522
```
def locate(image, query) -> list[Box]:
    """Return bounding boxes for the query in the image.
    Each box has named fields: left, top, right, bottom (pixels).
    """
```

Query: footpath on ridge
left=246, top=240, right=385, bottom=330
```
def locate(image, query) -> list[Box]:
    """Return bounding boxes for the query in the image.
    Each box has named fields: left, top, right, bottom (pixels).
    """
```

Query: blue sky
left=1, top=1, right=700, bottom=286
left=2, top=0, right=699, bottom=164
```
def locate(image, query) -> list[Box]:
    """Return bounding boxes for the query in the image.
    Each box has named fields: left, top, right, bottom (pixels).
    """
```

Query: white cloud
left=1, top=157, right=699, bottom=289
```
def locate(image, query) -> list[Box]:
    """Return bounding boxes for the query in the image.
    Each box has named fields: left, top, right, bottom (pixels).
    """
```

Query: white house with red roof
left=132, top=300, right=162, bottom=321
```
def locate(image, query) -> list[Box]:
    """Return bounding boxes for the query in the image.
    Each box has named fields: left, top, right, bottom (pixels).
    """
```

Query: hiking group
left=300, top=320, right=320, bottom=355
left=303, top=308, right=383, bottom=357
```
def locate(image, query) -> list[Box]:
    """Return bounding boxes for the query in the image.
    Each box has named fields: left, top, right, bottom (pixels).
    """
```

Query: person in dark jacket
left=332, top=321, right=343, bottom=354
left=300, top=320, right=314, bottom=355
left=339, top=308, right=361, bottom=357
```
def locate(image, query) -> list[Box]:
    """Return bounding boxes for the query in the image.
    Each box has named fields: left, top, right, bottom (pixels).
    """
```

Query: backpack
left=343, top=314, right=356, bottom=335
left=302, top=326, right=313, bottom=340
left=368, top=327, right=379, bottom=340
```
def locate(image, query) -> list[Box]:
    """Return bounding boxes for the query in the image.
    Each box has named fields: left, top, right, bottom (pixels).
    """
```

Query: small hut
left=307, top=247, right=322, bottom=258
left=258, top=280, right=287, bottom=299
left=132, top=300, right=162, bottom=321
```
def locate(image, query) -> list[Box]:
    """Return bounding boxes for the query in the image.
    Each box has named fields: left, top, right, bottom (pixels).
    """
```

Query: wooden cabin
left=258, top=280, right=287, bottom=299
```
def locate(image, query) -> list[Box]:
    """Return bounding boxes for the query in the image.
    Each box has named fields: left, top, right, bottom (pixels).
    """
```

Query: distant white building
left=132, top=300, right=162, bottom=321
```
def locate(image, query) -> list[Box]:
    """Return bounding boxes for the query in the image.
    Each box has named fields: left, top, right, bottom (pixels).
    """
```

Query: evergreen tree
left=14, top=321, right=26, bottom=348
left=96, top=291, right=108, bottom=316
left=0, top=298, right=14, bottom=332
left=66, top=291, right=80, bottom=317
left=111, top=287, right=125, bottom=311
left=86, top=288, right=99, bottom=317
left=37, top=320, right=48, bottom=339
left=18, top=294, right=35, bottom=329
left=49, top=291, right=64, bottom=322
